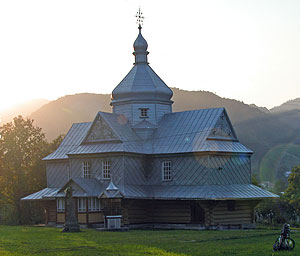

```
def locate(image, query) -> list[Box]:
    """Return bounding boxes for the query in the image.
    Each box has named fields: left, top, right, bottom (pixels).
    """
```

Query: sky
left=0, top=0, right=300, bottom=111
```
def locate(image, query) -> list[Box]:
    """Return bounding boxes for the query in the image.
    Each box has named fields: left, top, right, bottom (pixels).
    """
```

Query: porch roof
left=123, top=184, right=278, bottom=200
left=21, top=187, right=60, bottom=201
left=22, top=183, right=278, bottom=201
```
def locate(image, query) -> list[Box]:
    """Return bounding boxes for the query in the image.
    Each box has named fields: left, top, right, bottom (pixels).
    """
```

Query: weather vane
left=135, top=7, right=144, bottom=30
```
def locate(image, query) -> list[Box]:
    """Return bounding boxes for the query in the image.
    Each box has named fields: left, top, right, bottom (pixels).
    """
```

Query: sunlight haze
left=0, top=0, right=300, bottom=111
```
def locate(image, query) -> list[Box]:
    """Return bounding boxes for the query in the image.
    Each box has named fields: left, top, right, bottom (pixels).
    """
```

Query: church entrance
left=191, top=201, right=205, bottom=224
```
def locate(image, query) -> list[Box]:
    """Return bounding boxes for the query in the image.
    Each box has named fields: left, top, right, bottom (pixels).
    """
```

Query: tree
left=251, top=174, right=260, bottom=186
left=0, top=116, right=54, bottom=224
left=284, top=165, right=300, bottom=214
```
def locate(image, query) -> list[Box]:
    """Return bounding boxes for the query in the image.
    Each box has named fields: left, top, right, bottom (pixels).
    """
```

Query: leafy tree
left=256, top=197, right=294, bottom=224
left=0, top=116, right=63, bottom=224
left=284, top=165, right=300, bottom=214
left=251, top=174, right=260, bottom=186
left=274, top=179, right=287, bottom=194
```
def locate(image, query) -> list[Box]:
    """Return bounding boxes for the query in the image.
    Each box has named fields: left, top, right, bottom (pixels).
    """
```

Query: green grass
left=0, top=225, right=299, bottom=256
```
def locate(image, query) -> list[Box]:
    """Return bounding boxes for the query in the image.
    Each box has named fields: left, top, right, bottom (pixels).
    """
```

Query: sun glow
left=0, top=0, right=300, bottom=112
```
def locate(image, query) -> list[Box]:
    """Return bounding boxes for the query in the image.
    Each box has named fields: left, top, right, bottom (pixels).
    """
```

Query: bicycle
left=273, top=223, right=295, bottom=251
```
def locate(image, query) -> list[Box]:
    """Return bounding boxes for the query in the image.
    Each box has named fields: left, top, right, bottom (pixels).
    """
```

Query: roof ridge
left=72, top=121, right=93, bottom=125
left=171, top=107, right=225, bottom=115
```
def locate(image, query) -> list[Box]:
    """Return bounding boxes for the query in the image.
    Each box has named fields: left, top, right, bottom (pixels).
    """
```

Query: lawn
left=0, top=225, right=299, bottom=256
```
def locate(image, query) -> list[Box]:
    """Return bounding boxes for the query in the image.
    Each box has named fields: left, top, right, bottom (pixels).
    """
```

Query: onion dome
left=133, top=26, right=149, bottom=64
left=111, top=26, right=173, bottom=106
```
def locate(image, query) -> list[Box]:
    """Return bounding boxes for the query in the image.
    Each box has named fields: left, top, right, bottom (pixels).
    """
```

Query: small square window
left=102, top=161, right=111, bottom=179
left=162, top=161, right=172, bottom=181
left=140, top=108, right=149, bottom=118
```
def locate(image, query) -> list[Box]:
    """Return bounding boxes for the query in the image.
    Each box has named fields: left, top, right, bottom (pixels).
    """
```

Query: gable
left=58, top=179, right=86, bottom=195
left=83, top=114, right=120, bottom=143
left=208, top=110, right=238, bottom=141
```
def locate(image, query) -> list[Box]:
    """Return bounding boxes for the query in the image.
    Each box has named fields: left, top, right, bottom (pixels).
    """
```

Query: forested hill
left=28, top=88, right=300, bottom=185
left=270, top=98, right=300, bottom=113
left=29, top=88, right=267, bottom=140
left=2, top=88, right=300, bottom=185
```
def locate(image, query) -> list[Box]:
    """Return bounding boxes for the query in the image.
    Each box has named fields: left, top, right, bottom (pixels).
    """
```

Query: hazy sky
left=0, top=0, right=299, bottom=111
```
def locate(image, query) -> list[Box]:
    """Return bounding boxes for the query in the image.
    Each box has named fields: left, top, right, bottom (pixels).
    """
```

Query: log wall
left=78, top=213, right=87, bottom=224
left=48, top=200, right=56, bottom=223
left=45, top=199, right=259, bottom=228
left=57, top=213, right=65, bottom=223
left=123, top=199, right=258, bottom=227
left=88, top=213, right=104, bottom=223
left=198, top=200, right=259, bottom=226
left=151, top=200, right=191, bottom=224
left=122, top=199, right=191, bottom=225
left=122, top=200, right=149, bottom=224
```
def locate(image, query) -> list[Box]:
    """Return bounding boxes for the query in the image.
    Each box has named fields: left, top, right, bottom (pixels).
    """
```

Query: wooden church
left=22, top=13, right=277, bottom=229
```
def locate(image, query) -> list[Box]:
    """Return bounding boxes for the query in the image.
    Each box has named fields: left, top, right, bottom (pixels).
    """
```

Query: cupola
left=110, top=9, right=173, bottom=126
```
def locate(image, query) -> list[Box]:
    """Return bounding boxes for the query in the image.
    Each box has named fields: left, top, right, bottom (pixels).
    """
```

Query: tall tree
left=0, top=116, right=48, bottom=223
left=284, top=165, right=300, bottom=214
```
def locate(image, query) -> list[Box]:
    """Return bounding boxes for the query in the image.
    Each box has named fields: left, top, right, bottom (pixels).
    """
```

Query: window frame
left=82, top=161, right=90, bottom=179
left=139, top=108, right=149, bottom=118
left=102, top=160, right=111, bottom=180
left=88, top=197, right=100, bottom=212
left=77, top=198, right=87, bottom=213
left=162, top=161, right=172, bottom=181
left=57, top=198, right=65, bottom=212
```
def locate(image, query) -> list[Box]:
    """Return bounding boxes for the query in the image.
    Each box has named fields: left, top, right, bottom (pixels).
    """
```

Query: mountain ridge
left=2, top=89, right=300, bottom=185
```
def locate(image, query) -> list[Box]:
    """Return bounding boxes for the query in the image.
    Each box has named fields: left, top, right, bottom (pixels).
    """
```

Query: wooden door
left=191, top=201, right=205, bottom=224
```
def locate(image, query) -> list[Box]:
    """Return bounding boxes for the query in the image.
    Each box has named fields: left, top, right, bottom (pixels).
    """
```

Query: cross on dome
left=135, top=7, right=144, bottom=30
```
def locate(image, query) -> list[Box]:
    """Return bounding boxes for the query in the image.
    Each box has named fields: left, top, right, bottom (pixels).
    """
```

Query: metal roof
left=43, top=122, right=92, bottom=160
left=111, top=28, right=173, bottom=106
left=22, top=183, right=278, bottom=201
left=21, top=179, right=106, bottom=200
left=150, top=108, right=252, bottom=154
left=99, top=112, right=140, bottom=142
left=123, top=184, right=278, bottom=200
left=54, top=178, right=106, bottom=198
left=44, top=108, right=252, bottom=159
left=111, top=64, right=173, bottom=105
left=21, top=187, right=60, bottom=201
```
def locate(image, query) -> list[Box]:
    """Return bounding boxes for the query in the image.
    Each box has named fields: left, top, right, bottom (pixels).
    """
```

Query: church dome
left=133, top=31, right=148, bottom=52
left=111, top=26, right=173, bottom=106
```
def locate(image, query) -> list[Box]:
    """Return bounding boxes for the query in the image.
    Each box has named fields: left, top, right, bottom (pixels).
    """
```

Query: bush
left=255, top=197, right=295, bottom=225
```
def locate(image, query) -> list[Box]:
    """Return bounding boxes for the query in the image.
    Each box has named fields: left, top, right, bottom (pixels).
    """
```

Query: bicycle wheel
left=273, top=238, right=280, bottom=251
left=286, top=238, right=295, bottom=250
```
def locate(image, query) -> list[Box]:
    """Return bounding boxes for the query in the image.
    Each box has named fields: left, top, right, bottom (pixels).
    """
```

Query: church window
left=78, top=198, right=86, bottom=212
left=139, top=108, right=149, bottom=118
left=88, top=197, right=100, bottom=212
left=82, top=162, right=90, bottom=179
left=162, top=161, right=172, bottom=181
left=102, top=161, right=111, bottom=179
left=57, top=198, right=65, bottom=212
